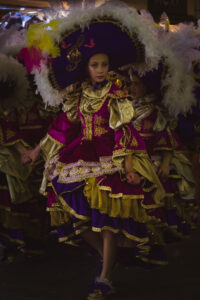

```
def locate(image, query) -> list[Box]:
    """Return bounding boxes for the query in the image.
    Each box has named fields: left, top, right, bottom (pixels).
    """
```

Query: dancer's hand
left=158, top=151, right=172, bottom=180
left=126, top=171, right=141, bottom=185
left=15, top=143, right=32, bottom=164
left=21, top=151, right=32, bottom=164
left=157, top=161, right=170, bottom=180
left=26, top=144, right=41, bottom=165
left=125, top=154, right=141, bottom=184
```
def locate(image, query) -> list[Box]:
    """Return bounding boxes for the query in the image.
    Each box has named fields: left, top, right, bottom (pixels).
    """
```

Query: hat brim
left=49, top=19, right=145, bottom=90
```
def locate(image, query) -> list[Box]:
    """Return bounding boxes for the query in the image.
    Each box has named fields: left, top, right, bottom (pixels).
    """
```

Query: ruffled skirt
left=48, top=171, right=168, bottom=264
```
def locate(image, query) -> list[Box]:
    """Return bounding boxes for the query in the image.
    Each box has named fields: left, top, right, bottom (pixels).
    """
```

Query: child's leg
left=99, top=230, right=117, bottom=280
left=81, top=230, right=103, bottom=257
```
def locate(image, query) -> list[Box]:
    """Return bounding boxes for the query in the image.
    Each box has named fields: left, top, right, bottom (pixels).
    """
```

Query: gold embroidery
left=112, top=89, right=128, bottom=98
left=80, top=82, right=111, bottom=140
left=157, top=137, right=167, bottom=145
left=130, top=136, right=138, bottom=147
left=94, top=126, right=108, bottom=137
left=66, top=34, right=84, bottom=72
left=82, top=114, right=93, bottom=140
left=167, top=127, right=178, bottom=149
left=94, top=115, right=107, bottom=126
left=94, top=115, right=108, bottom=137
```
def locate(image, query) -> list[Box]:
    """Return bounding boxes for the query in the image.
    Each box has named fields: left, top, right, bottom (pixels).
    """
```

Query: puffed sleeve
left=109, top=98, right=146, bottom=164
left=40, top=111, right=81, bottom=162
left=109, top=98, right=135, bottom=130
left=0, top=118, right=32, bottom=204
left=153, top=107, right=183, bottom=152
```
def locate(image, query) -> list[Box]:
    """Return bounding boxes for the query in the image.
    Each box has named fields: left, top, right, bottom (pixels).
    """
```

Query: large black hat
left=49, top=18, right=145, bottom=90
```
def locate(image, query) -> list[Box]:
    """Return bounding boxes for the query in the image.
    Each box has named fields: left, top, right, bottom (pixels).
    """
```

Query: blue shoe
left=87, top=277, right=115, bottom=300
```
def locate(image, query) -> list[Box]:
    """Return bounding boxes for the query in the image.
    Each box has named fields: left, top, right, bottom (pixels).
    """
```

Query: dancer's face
left=88, top=53, right=109, bottom=84
left=130, top=74, right=147, bottom=99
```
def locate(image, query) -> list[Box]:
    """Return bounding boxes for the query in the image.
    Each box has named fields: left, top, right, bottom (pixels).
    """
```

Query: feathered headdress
left=20, top=2, right=161, bottom=107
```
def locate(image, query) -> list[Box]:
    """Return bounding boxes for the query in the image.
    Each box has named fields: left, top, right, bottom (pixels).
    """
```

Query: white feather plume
left=0, top=53, right=29, bottom=111
left=32, top=62, right=64, bottom=107
left=156, top=22, right=199, bottom=115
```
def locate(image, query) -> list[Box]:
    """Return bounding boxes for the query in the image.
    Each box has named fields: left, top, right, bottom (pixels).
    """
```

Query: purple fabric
left=166, top=209, right=191, bottom=236
left=91, top=209, right=148, bottom=239
left=161, top=178, right=178, bottom=194
left=53, top=179, right=90, bottom=218
left=89, top=280, right=113, bottom=297
left=58, top=184, right=149, bottom=241
left=48, top=83, right=146, bottom=167
left=97, top=173, right=143, bottom=195
left=52, top=177, right=84, bottom=195
left=0, top=225, right=24, bottom=246
left=48, top=112, right=81, bottom=145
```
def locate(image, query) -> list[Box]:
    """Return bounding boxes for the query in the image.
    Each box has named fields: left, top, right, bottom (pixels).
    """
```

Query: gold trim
left=142, top=183, right=157, bottom=193
left=3, top=139, right=22, bottom=147
left=140, top=256, right=168, bottom=266
left=140, top=133, right=153, bottom=137
left=19, top=125, right=43, bottom=130
left=141, top=203, right=163, bottom=209
left=92, top=226, right=149, bottom=243
left=168, top=174, right=182, bottom=179
left=98, top=185, right=144, bottom=200
left=58, top=232, right=76, bottom=242
left=73, top=219, right=88, bottom=227
left=165, top=193, right=175, bottom=198
left=133, top=105, right=155, bottom=132
left=46, top=133, right=65, bottom=146
left=58, top=195, right=90, bottom=221
left=0, top=232, right=25, bottom=245
left=74, top=226, right=90, bottom=235
left=57, top=166, right=121, bottom=184
left=154, top=147, right=173, bottom=151
left=113, top=149, right=147, bottom=156
left=49, top=63, right=62, bottom=91
left=167, top=126, right=178, bottom=149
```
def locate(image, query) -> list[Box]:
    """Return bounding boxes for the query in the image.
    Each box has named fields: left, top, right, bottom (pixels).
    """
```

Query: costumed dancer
left=120, top=64, right=196, bottom=242
left=0, top=53, right=32, bottom=259
left=177, top=61, right=200, bottom=219
left=158, top=19, right=200, bottom=222
left=0, top=49, right=54, bottom=260
left=15, top=74, right=58, bottom=258
left=20, top=3, right=168, bottom=299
